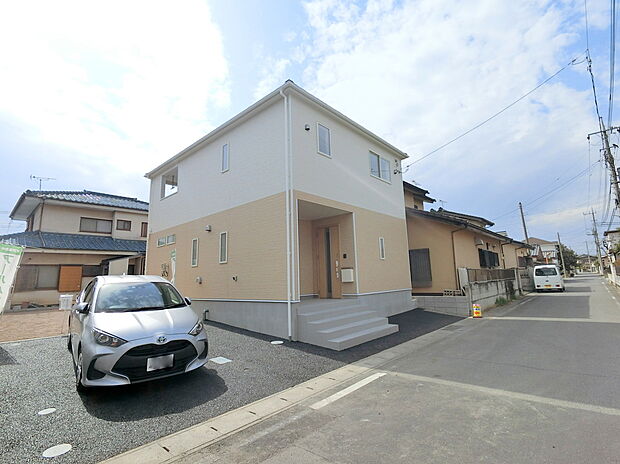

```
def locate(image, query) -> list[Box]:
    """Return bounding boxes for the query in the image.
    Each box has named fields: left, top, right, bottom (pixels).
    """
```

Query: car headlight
left=188, top=321, right=204, bottom=336
left=92, top=329, right=127, bottom=347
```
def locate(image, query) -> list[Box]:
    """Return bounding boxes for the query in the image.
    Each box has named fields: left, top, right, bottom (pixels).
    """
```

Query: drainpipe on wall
left=451, top=226, right=467, bottom=291
left=280, top=89, right=293, bottom=340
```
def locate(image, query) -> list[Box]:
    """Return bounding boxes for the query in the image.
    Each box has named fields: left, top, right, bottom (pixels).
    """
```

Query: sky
left=0, top=0, right=617, bottom=255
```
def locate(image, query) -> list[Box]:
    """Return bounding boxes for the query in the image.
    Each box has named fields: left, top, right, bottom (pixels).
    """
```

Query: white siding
left=290, top=95, right=406, bottom=219
left=148, top=100, right=286, bottom=233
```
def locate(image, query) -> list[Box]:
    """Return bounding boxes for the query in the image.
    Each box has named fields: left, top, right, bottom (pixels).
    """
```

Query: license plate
left=544, top=285, right=552, bottom=288
left=146, top=354, right=174, bottom=372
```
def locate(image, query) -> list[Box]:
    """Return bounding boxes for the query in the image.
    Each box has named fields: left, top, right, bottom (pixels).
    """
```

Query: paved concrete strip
left=100, top=363, right=374, bottom=464
left=484, top=316, right=620, bottom=323
left=392, top=372, right=620, bottom=417
left=309, top=373, right=387, bottom=410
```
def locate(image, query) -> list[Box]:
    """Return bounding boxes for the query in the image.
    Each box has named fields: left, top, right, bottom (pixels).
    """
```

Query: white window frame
left=161, top=167, right=179, bottom=199
left=191, top=238, right=199, bottom=267
left=157, top=237, right=166, bottom=247
left=317, top=123, right=331, bottom=158
left=219, top=232, right=228, bottom=264
left=379, top=237, right=386, bottom=260
left=369, top=151, right=392, bottom=183
left=221, top=143, right=230, bottom=173
left=166, top=234, right=176, bottom=245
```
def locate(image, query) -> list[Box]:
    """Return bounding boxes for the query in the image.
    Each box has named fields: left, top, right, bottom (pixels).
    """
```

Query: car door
left=71, top=280, right=95, bottom=355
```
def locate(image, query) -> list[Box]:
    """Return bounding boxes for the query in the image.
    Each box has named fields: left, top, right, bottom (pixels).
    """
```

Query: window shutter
left=409, top=248, right=432, bottom=287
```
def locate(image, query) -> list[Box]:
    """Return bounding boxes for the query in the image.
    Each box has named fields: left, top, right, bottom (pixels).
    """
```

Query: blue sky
left=0, top=0, right=617, bottom=254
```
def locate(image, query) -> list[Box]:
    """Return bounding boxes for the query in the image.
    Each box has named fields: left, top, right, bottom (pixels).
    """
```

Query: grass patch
left=495, top=296, right=509, bottom=306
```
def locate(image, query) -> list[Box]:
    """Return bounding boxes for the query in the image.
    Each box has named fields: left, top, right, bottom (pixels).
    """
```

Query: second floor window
left=80, top=217, right=112, bottom=234
left=161, top=167, right=178, bottom=198
left=221, top=143, right=230, bottom=172
left=369, top=152, right=391, bottom=182
left=116, top=220, right=131, bottom=231
left=317, top=124, right=331, bottom=157
left=141, top=222, right=148, bottom=237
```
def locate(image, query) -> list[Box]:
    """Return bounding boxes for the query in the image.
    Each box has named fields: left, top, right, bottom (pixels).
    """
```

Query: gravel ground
left=0, top=309, right=460, bottom=464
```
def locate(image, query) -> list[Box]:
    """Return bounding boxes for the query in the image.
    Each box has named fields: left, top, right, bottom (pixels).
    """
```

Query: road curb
left=100, top=320, right=472, bottom=464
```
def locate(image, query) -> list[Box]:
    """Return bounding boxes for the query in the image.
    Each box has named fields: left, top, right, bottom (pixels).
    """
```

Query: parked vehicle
left=68, top=275, right=208, bottom=392
left=533, top=265, right=565, bottom=292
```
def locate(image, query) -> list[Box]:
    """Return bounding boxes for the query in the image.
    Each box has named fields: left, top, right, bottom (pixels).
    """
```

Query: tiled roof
left=22, top=190, right=149, bottom=211
left=0, top=231, right=146, bottom=253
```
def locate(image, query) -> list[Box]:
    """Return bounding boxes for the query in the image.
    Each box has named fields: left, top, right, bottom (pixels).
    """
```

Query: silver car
left=68, top=275, right=208, bottom=392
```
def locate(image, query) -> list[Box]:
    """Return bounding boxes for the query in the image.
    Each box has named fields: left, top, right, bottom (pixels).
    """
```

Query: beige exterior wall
left=11, top=250, right=125, bottom=306
left=296, top=191, right=411, bottom=295
left=403, top=191, right=424, bottom=210
left=33, top=202, right=147, bottom=240
left=290, top=94, right=406, bottom=220
left=503, top=243, right=529, bottom=268
left=146, top=193, right=287, bottom=301
left=407, top=215, right=513, bottom=294
left=148, top=100, right=285, bottom=234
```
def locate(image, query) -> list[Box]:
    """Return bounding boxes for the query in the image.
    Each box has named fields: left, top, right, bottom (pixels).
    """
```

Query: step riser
left=327, top=324, right=399, bottom=351
left=298, top=306, right=371, bottom=323
left=303, top=311, right=378, bottom=332
left=307, top=320, right=389, bottom=345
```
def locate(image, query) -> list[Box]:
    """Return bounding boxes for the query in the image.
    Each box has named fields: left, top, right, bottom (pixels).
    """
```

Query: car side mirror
left=75, top=302, right=90, bottom=314
left=184, top=297, right=192, bottom=306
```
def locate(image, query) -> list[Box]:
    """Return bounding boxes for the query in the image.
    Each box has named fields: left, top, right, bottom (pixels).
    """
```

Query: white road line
left=393, top=372, right=620, bottom=417
left=310, top=373, right=386, bottom=410
left=484, top=316, right=620, bottom=323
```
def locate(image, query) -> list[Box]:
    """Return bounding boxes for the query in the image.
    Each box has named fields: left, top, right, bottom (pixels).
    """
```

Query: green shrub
left=495, top=296, right=508, bottom=306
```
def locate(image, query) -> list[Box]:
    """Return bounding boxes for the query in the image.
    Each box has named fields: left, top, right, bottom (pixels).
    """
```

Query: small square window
left=157, top=237, right=166, bottom=247
left=116, top=220, right=131, bottom=231
left=219, top=232, right=228, bottom=264
left=317, top=124, right=331, bottom=157
left=369, top=152, right=391, bottom=182
left=161, top=167, right=178, bottom=198
left=166, top=234, right=176, bottom=245
left=221, top=143, right=230, bottom=172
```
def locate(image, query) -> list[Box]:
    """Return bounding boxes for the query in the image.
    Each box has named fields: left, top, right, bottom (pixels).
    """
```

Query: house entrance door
left=316, top=225, right=342, bottom=299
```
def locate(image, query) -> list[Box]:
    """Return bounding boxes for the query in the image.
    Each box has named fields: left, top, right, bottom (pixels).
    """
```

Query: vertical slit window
left=191, top=238, right=199, bottom=267
left=219, top=232, right=228, bottom=264
left=221, top=143, right=229, bottom=172
left=317, top=124, right=331, bottom=156
left=379, top=237, right=386, bottom=260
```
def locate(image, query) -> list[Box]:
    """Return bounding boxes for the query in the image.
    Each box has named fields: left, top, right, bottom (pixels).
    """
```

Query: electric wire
left=405, top=52, right=588, bottom=167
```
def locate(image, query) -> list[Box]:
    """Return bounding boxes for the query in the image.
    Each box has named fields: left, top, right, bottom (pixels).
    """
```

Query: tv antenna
left=30, top=175, right=55, bottom=191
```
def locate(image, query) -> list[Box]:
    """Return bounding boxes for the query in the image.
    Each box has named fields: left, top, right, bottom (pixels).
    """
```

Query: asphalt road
left=180, top=274, right=620, bottom=463
left=0, top=306, right=459, bottom=463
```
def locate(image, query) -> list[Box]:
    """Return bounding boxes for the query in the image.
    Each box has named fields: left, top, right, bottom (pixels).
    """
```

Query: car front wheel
left=74, top=350, right=88, bottom=393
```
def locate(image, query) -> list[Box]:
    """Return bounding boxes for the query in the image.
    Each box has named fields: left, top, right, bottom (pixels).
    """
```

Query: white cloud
left=281, top=0, right=612, bottom=251
left=254, top=57, right=291, bottom=99
left=0, top=0, right=230, bottom=189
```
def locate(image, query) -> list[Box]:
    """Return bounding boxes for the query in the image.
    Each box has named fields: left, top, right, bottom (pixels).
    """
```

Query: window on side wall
left=166, top=234, right=176, bottom=245
left=369, top=152, right=391, bottom=182
left=191, top=238, right=199, bottom=267
left=161, top=167, right=178, bottom=198
left=14, top=265, right=60, bottom=291
left=379, top=237, right=386, bottom=260
left=141, top=222, right=148, bottom=238
left=221, top=143, right=230, bottom=172
left=157, top=237, right=166, bottom=247
left=317, top=124, right=331, bottom=157
left=80, top=217, right=113, bottom=234
left=116, top=220, right=131, bottom=231
left=219, top=232, right=228, bottom=263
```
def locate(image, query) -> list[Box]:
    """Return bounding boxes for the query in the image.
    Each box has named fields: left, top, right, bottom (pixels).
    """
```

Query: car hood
left=91, top=306, right=198, bottom=341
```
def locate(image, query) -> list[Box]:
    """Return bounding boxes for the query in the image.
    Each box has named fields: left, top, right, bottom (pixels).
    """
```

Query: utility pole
left=586, top=209, right=604, bottom=275
left=557, top=232, right=567, bottom=275
left=588, top=124, right=620, bottom=206
left=518, top=202, right=530, bottom=245
left=585, top=241, right=592, bottom=271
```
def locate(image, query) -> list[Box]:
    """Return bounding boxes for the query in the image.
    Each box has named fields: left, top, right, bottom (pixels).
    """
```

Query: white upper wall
left=291, top=94, right=406, bottom=219
left=148, top=100, right=285, bottom=233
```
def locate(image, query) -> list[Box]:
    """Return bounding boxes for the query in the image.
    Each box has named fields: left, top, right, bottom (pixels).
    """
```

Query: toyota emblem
left=156, top=335, right=167, bottom=344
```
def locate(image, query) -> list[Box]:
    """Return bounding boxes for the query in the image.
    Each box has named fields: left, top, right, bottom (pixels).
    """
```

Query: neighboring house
left=0, top=190, right=148, bottom=307
left=145, top=80, right=413, bottom=350
left=528, top=237, right=559, bottom=264
left=403, top=181, right=435, bottom=210
left=405, top=188, right=531, bottom=295
left=603, top=228, right=620, bottom=250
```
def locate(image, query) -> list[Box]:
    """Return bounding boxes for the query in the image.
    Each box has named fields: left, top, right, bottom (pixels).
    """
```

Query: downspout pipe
left=280, top=89, right=293, bottom=340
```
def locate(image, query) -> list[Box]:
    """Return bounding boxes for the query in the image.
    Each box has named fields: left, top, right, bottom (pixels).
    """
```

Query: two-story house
left=0, top=190, right=149, bottom=308
left=404, top=181, right=531, bottom=294
left=145, top=80, right=414, bottom=350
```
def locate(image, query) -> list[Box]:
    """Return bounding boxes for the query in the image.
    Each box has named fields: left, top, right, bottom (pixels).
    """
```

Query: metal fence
left=467, top=268, right=515, bottom=283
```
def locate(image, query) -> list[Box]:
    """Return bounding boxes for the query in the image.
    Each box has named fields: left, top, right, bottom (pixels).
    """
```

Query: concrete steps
left=297, top=298, right=399, bottom=351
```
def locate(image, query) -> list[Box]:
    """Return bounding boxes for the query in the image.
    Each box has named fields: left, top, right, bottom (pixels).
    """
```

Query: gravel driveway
left=0, top=309, right=460, bottom=464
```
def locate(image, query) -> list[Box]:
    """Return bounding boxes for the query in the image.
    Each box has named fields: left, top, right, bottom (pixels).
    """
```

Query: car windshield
left=535, top=268, right=558, bottom=276
left=95, top=281, right=185, bottom=313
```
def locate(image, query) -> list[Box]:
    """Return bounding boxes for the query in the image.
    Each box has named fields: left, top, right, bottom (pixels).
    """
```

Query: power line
left=405, top=52, right=588, bottom=167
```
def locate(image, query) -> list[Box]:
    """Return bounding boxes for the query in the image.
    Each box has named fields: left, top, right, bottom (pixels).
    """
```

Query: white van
left=533, top=265, right=565, bottom=292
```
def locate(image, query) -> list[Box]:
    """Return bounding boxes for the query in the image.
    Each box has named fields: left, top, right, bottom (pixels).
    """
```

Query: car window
left=81, top=281, right=95, bottom=304
left=535, top=268, right=558, bottom=276
left=94, top=282, right=185, bottom=313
